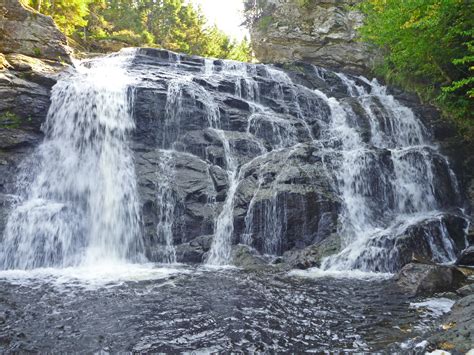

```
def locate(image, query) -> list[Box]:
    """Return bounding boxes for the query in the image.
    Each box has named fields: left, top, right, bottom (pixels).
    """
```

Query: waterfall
left=140, top=51, right=465, bottom=270
left=0, top=50, right=144, bottom=270
left=154, top=150, right=178, bottom=264
left=0, top=47, right=467, bottom=272
left=318, top=74, right=464, bottom=272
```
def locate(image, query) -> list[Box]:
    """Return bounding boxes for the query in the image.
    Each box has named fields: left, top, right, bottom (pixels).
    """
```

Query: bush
left=358, top=0, right=474, bottom=139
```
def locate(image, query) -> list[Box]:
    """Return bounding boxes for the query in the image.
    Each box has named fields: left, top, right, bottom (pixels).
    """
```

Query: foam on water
left=289, top=267, right=393, bottom=281
left=409, top=298, right=455, bottom=317
left=0, top=262, right=187, bottom=289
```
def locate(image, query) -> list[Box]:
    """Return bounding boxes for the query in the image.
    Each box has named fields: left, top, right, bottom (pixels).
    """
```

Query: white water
left=319, top=74, right=463, bottom=272
left=409, top=298, right=455, bottom=317
left=0, top=49, right=466, bottom=274
left=155, top=150, right=178, bottom=264
left=0, top=50, right=145, bottom=270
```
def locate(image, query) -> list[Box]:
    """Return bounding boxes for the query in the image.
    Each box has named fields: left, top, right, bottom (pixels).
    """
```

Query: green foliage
left=27, top=0, right=253, bottom=62
left=358, top=0, right=474, bottom=139
left=28, top=0, right=92, bottom=36
left=0, top=111, right=23, bottom=129
left=296, top=0, right=313, bottom=9
left=257, top=15, right=273, bottom=31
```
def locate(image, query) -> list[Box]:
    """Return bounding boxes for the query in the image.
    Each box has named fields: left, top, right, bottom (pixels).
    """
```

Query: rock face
left=125, top=48, right=468, bottom=269
left=0, top=0, right=71, bottom=62
left=247, top=0, right=379, bottom=74
left=0, top=47, right=470, bottom=271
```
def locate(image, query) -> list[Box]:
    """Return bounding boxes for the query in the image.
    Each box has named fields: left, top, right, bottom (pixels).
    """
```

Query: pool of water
left=0, top=264, right=446, bottom=352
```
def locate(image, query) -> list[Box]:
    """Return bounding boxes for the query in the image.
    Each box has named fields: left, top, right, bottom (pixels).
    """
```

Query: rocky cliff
left=247, top=0, right=378, bottom=74
left=1, top=0, right=472, bottom=272
left=3, top=46, right=469, bottom=272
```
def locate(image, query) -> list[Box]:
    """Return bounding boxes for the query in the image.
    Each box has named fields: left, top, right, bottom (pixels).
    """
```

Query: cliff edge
left=247, top=0, right=379, bottom=74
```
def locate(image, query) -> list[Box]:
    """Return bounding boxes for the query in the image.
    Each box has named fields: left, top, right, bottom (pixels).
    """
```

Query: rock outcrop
left=247, top=0, right=379, bottom=74
left=0, top=0, right=71, bottom=62
left=126, top=48, right=468, bottom=269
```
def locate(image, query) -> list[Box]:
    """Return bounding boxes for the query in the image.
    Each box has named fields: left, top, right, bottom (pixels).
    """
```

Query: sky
left=187, top=0, right=249, bottom=41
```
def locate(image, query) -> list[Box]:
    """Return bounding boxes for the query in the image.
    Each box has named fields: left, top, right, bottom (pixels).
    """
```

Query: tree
left=27, top=0, right=92, bottom=36
left=27, top=0, right=253, bottom=62
left=358, top=0, right=474, bottom=138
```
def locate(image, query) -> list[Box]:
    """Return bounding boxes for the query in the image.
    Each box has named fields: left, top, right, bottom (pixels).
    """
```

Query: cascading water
left=318, top=74, right=465, bottom=272
left=135, top=50, right=466, bottom=270
left=0, top=47, right=467, bottom=273
left=0, top=50, right=144, bottom=270
left=0, top=46, right=469, bottom=353
left=154, top=150, right=178, bottom=264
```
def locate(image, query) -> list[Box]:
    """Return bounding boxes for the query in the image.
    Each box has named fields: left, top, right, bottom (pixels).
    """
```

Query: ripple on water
left=0, top=267, right=452, bottom=353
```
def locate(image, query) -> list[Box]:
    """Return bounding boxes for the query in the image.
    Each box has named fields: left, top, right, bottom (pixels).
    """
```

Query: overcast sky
left=187, top=0, right=249, bottom=41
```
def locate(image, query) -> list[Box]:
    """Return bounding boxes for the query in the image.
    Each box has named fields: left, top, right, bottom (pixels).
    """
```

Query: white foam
left=409, top=298, right=455, bottom=317
left=426, top=350, right=452, bottom=355
left=0, top=262, right=188, bottom=289
left=288, top=267, right=393, bottom=280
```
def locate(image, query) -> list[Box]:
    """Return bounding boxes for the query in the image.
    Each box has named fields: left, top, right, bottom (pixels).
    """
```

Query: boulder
left=456, top=284, right=474, bottom=297
left=231, top=244, right=269, bottom=270
left=282, top=233, right=341, bottom=269
left=395, top=263, right=466, bottom=296
left=456, top=246, right=474, bottom=266
left=175, top=235, right=213, bottom=263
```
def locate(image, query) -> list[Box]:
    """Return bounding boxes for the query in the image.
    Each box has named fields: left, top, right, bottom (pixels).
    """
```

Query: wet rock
left=175, top=235, right=213, bottom=263
left=428, top=294, right=474, bottom=353
left=233, top=144, right=340, bottom=255
left=282, top=233, right=341, bottom=269
left=136, top=150, right=217, bottom=247
left=231, top=244, right=268, bottom=270
left=456, top=284, right=474, bottom=297
left=456, top=246, right=474, bottom=266
left=395, top=263, right=466, bottom=296
left=352, top=213, right=470, bottom=272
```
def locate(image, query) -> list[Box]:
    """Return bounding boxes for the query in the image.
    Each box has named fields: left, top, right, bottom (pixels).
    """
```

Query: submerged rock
left=395, top=263, right=465, bottom=296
